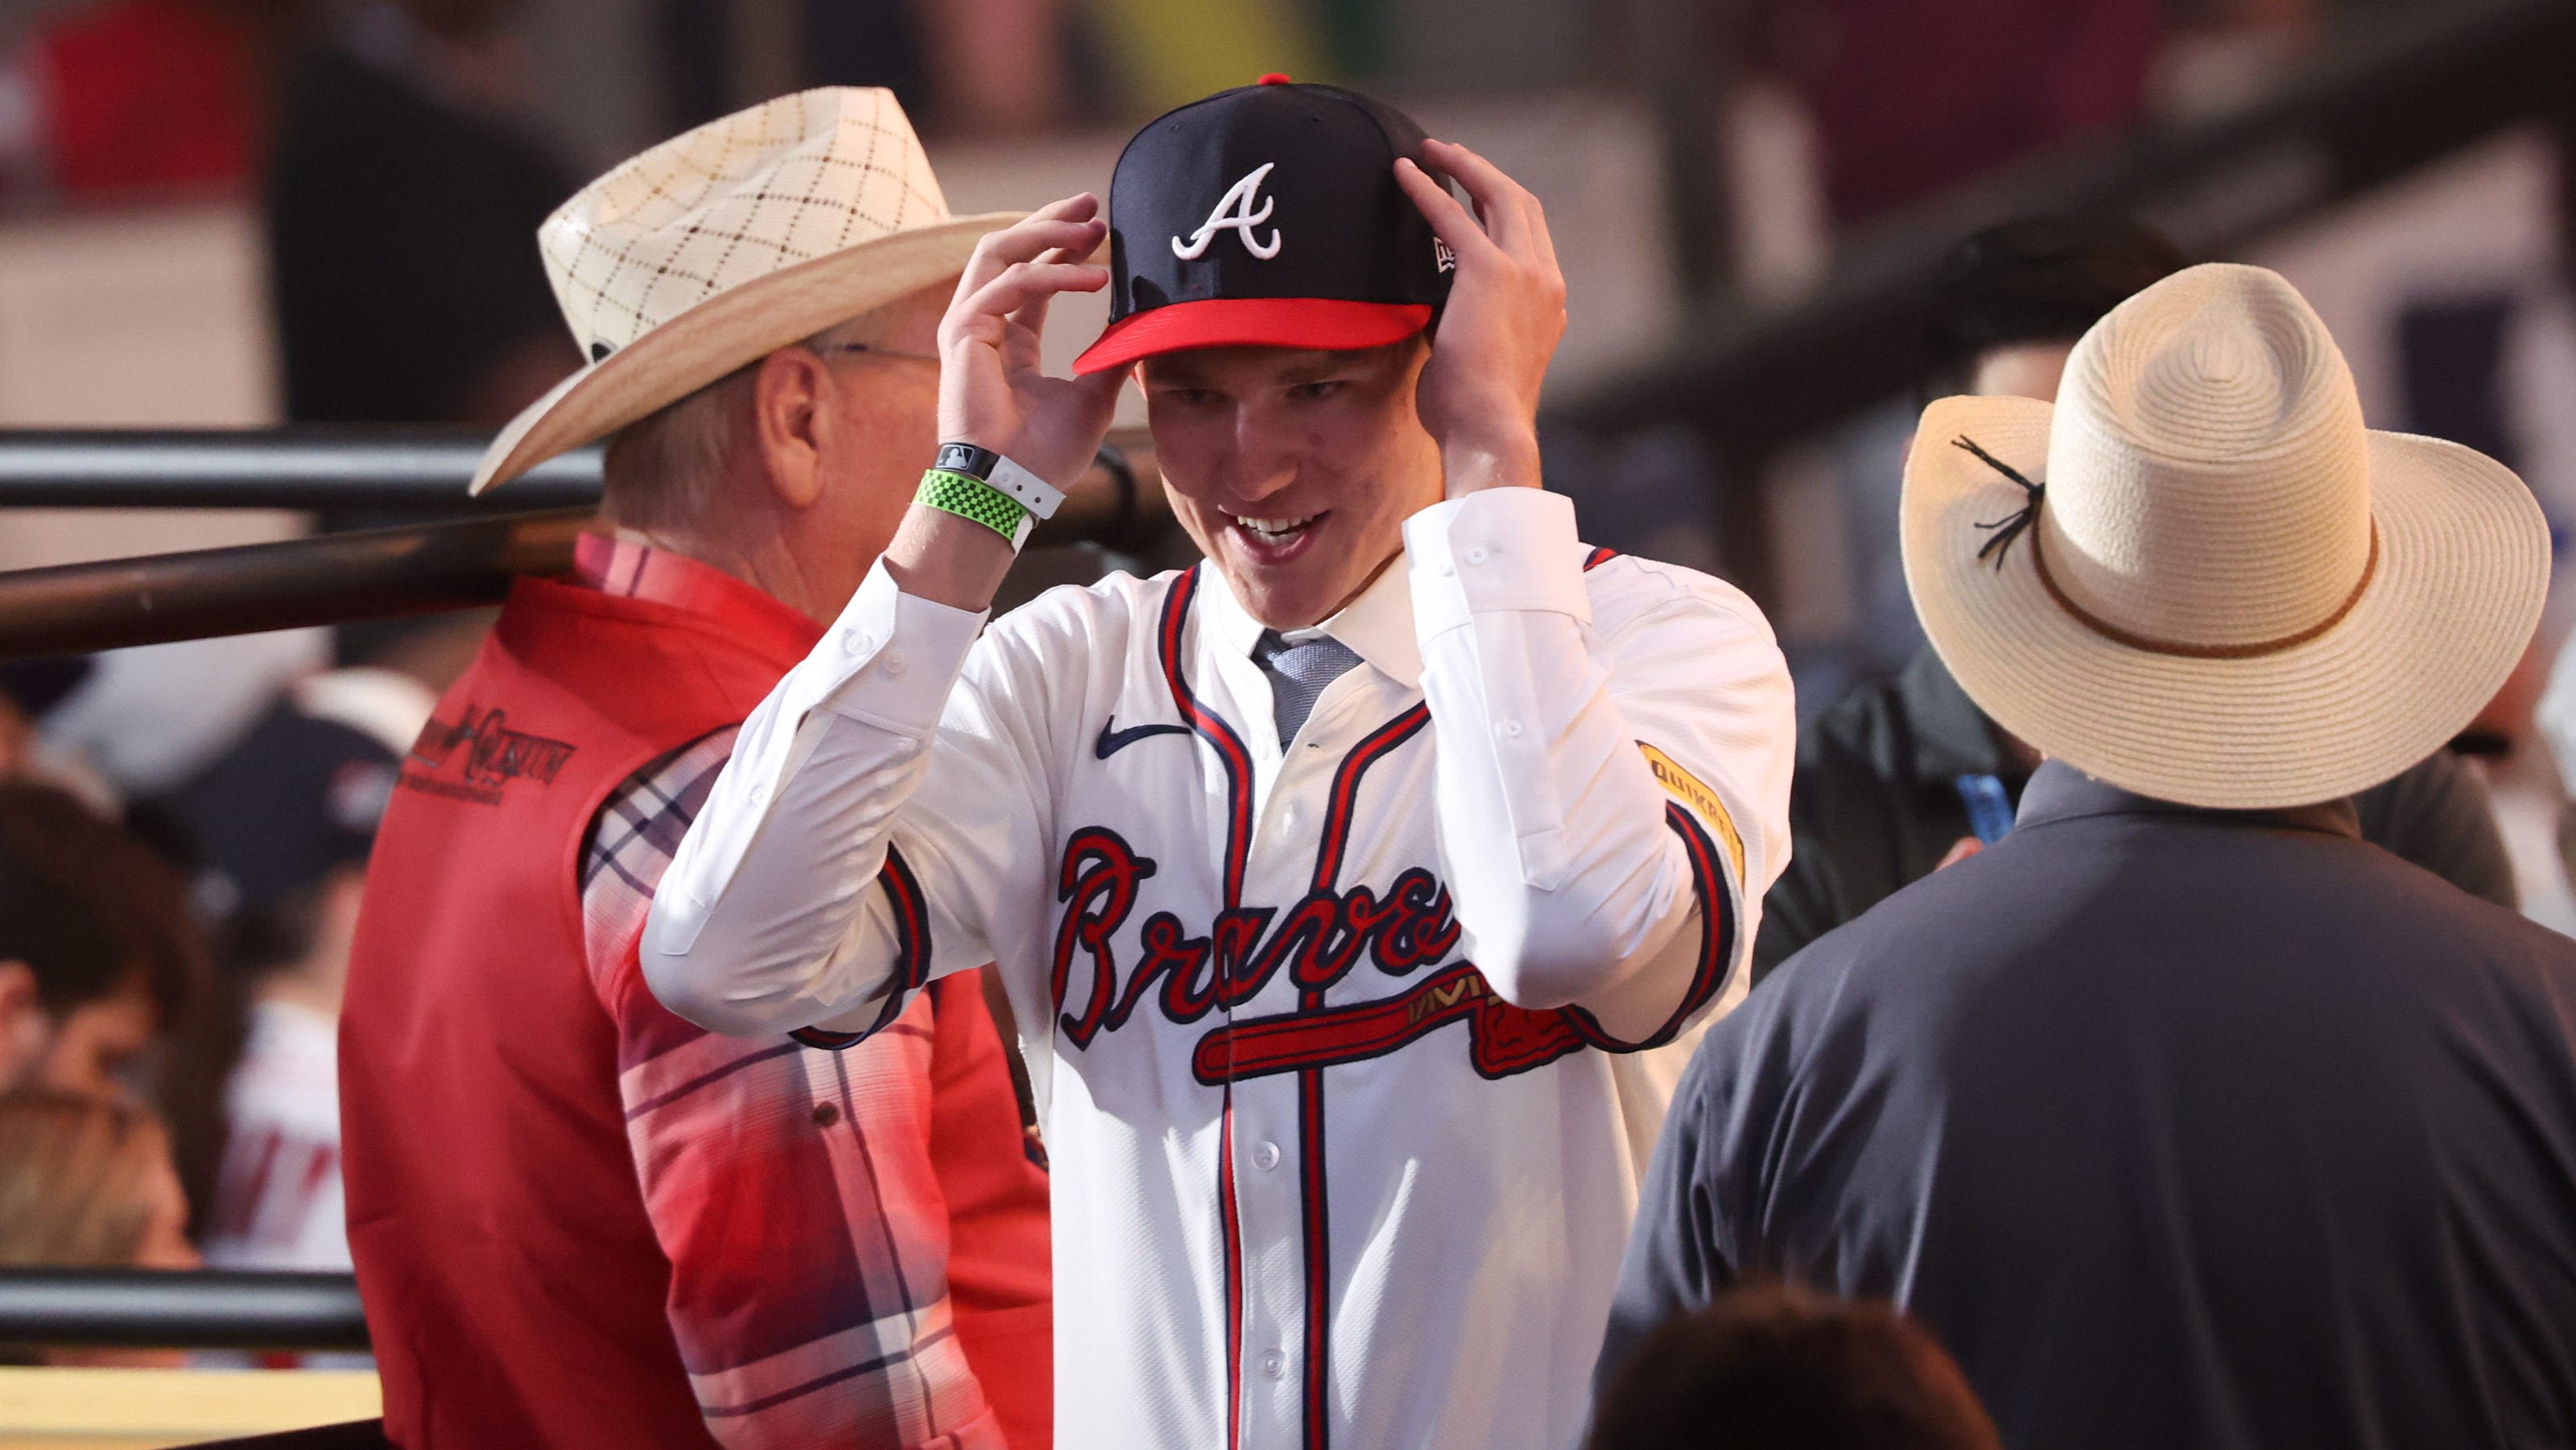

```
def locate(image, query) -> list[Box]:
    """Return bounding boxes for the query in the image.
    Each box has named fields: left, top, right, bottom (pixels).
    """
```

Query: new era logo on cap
left=1073, top=77, right=1454, bottom=375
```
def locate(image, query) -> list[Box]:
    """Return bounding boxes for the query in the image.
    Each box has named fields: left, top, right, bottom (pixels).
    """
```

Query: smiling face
left=1141, top=338, right=1444, bottom=630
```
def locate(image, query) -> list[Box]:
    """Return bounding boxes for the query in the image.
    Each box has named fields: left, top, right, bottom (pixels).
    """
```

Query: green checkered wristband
left=916, top=468, right=1033, bottom=547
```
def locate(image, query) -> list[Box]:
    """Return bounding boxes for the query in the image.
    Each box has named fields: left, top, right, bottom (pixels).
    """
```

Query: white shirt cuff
left=814, top=560, right=989, bottom=736
left=1403, top=488, right=1591, bottom=642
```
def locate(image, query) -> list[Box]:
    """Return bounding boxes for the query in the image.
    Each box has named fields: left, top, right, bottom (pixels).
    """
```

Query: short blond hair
left=0, top=1092, right=175, bottom=1267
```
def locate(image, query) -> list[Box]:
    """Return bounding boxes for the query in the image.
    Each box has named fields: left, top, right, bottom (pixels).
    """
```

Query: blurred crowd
left=0, top=619, right=441, bottom=1365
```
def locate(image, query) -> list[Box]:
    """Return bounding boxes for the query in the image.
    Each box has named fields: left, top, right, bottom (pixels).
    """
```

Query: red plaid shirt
left=575, top=541, right=1030, bottom=1447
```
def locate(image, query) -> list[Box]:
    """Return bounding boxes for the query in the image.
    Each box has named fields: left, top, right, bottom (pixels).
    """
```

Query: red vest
left=342, top=545, right=1049, bottom=1448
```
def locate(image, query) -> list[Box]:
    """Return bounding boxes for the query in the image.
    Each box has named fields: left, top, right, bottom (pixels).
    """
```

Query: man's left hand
left=1394, top=138, right=1566, bottom=497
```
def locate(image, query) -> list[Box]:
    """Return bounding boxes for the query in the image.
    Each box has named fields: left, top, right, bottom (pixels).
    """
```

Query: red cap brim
left=1071, top=298, right=1434, bottom=375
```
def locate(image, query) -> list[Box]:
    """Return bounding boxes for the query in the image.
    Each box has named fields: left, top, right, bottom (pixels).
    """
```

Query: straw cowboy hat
left=1902, top=262, right=2549, bottom=809
left=470, top=87, right=1019, bottom=495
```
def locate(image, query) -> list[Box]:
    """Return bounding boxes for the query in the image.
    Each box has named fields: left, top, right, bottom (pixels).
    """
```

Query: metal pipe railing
left=0, top=1270, right=367, bottom=1352
left=0, top=433, right=1171, bottom=659
left=0, top=428, right=606, bottom=512
left=0, top=509, right=590, bottom=659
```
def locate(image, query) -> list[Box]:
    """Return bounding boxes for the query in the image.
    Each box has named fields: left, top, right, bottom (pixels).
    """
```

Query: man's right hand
left=936, top=194, right=1126, bottom=487
left=890, top=197, right=1126, bottom=613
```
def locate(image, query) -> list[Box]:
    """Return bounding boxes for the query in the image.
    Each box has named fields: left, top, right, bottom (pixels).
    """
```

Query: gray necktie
left=1252, top=630, right=1362, bottom=747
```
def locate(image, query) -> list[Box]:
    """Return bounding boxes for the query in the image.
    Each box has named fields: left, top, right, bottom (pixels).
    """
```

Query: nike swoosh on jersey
left=1095, top=717, right=1193, bottom=758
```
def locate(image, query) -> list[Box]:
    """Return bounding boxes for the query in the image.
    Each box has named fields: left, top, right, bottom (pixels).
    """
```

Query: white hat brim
left=1901, top=393, right=2550, bottom=809
left=470, top=211, right=1023, bottom=494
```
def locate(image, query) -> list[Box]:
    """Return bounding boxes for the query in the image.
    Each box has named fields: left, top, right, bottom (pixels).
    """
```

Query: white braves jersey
left=648, top=490, right=1796, bottom=1450
left=204, top=1000, right=351, bottom=1272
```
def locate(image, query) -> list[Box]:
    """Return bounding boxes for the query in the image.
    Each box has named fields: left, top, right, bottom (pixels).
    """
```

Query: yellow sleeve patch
left=1638, top=742, right=1746, bottom=885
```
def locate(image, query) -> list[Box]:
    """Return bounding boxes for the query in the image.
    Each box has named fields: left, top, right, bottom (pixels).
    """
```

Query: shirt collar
left=1199, top=554, right=1422, bottom=689
left=570, top=532, right=819, bottom=649
left=2014, top=758, right=2362, bottom=839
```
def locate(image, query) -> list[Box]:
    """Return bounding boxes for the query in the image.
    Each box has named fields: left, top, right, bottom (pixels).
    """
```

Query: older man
left=341, top=91, right=1050, bottom=1450
left=1601, top=265, right=2576, bottom=1450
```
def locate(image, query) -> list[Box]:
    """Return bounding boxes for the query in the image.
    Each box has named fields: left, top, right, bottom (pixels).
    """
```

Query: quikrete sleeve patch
left=1638, top=742, right=1746, bottom=884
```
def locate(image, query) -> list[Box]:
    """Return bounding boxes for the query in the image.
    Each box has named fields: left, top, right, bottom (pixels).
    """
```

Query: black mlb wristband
left=933, top=443, right=1063, bottom=518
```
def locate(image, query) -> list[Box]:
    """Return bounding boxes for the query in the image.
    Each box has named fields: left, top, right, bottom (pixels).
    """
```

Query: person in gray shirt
left=1600, top=263, right=2576, bottom=1450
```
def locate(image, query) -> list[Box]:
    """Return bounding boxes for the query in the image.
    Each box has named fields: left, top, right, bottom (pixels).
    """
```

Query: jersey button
left=1260, top=1349, right=1287, bottom=1380
left=881, top=651, right=907, bottom=677
left=1253, top=1140, right=1281, bottom=1171
left=841, top=627, right=872, bottom=655
left=1465, top=545, right=1489, bottom=566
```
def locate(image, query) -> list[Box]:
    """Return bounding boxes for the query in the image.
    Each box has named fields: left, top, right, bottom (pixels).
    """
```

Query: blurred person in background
left=1756, top=215, right=2518, bottom=975
left=0, top=0, right=310, bottom=202
left=144, top=677, right=401, bottom=1272
left=1607, top=265, right=2576, bottom=1450
left=341, top=90, right=1050, bottom=1449
left=266, top=0, right=578, bottom=426
left=0, top=1091, right=198, bottom=1369
left=0, top=783, right=201, bottom=1104
left=1725, top=0, right=2161, bottom=224
left=1588, top=1284, right=1999, bottom=1450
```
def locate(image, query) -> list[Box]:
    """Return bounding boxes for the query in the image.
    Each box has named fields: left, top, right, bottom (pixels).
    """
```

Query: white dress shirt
left=646, top=488, right=1795, bottom=1450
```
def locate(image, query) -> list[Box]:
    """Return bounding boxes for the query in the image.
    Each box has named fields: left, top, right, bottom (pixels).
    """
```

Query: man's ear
left=0, top=960, right=47, bottom=1090
left=752, top=347, right=836, bottom=510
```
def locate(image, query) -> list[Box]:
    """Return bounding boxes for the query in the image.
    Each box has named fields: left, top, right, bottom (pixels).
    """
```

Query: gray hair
left=598, top=316, right=876, bottom=535
left=599, top=363, right=755, bottom=535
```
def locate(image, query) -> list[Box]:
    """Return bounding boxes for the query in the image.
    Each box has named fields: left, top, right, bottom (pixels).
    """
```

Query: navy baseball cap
left=1072, top=75, right=1455, bottom=376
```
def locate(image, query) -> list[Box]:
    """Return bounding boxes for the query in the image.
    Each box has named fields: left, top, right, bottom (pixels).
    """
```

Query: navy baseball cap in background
left=1072, top=74, right=1456, bottom=376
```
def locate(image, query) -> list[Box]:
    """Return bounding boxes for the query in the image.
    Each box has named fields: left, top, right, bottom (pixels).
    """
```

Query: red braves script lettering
left=407, top=707, right=578, bottom=790
left=1051, top=827, right=1463, bottom=1050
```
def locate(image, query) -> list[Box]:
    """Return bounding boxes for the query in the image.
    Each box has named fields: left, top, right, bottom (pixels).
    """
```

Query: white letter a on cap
left=1173, top=163, right=1282, bottom=260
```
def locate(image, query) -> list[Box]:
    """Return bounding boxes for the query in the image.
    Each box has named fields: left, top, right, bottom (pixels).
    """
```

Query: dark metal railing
left=0, top=509, right=590, bottom=658
left=0, top=432, right=1170, bottom=659
left=0, top=429, right=606, bottom=512
left=0, top=1269, right=367, bottom=1352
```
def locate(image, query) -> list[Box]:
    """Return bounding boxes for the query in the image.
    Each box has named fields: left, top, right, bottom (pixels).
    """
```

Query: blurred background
left=0, top=0, right=2570, bottom=1438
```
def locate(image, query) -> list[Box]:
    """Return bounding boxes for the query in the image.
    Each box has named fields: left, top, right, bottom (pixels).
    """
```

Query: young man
left=1603, top=265, right=2576, bottom=1449
left=646, top=79, right=1797, bottom=1450
left=341, top=91, right=1051, bottom=1449
left=1757, top=216, right=2516, bottom=975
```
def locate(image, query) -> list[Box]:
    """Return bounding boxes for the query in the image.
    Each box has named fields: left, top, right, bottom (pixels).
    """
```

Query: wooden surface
left=0, top=1368, right=378, bottom=1447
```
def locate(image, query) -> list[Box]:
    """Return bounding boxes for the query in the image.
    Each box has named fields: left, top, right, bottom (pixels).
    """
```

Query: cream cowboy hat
left=470, top=87, right=1020, bottom=494
left=1901, top=262, right=2549, bottom=810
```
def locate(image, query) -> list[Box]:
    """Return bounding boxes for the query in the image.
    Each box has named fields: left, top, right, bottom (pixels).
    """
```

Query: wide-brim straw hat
left=1901, top=262, right=2549, bottom=809
left=472, top=87, right=1020, bottom=494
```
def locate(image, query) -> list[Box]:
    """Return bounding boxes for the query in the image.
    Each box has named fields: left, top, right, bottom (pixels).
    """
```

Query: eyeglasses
left=814, top=341, right=940, bottom=366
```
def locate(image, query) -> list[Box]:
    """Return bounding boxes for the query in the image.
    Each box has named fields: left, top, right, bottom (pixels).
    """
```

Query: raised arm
left=1393, top=142, right=1794, bottom=1035
left=642, top=197, right=1126, bottom=1039
left=1410, top=502, right=1793, bottom=1031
